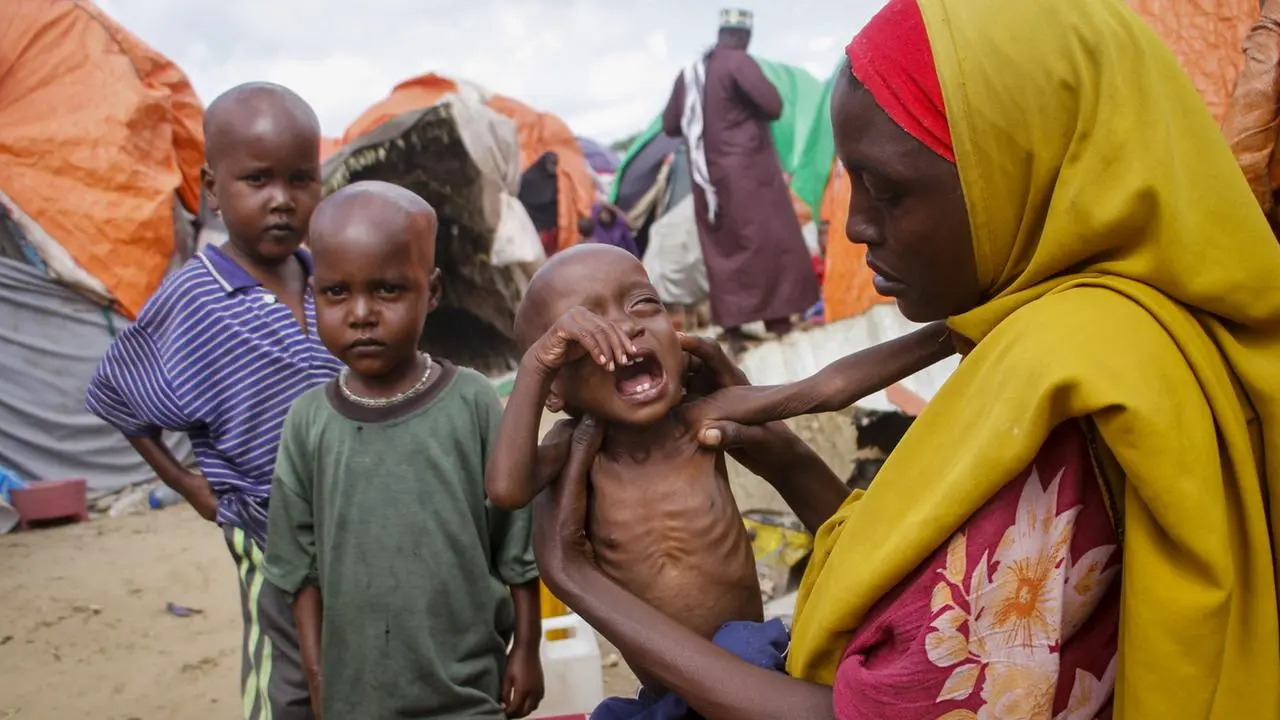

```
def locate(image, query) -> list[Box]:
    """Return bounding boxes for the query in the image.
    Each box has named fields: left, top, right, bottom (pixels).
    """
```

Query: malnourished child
left=487, top=244, right=948, bottom=717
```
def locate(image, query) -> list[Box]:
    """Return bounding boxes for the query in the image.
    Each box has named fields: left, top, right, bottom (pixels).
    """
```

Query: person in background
left=577, top=216, right=595, bottom=242
left=590, top=203, right=639, bottom=258
left=518, top=152, right=559, bottom=258
left=662, top=8, right=820, bottom=354
left=85, top=82, right=340, bottom=719
left=263, top=181, right=544, bottom=719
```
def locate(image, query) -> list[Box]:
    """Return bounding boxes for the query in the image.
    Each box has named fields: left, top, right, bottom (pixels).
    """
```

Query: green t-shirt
left=263, top=363, right=538, bottom=719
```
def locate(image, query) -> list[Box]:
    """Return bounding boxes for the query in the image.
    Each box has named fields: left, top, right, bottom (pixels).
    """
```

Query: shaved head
left=204, top=82, right=319, bottom=168
left=309, top=181, right=443, bottom=381
left=515, top=243, right=646, bottom=350
left=310, top=180, right=438, bottom=273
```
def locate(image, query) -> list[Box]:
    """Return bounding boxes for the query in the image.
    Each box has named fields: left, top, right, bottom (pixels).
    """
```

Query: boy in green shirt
left=263, top=181, right=543, bottom=719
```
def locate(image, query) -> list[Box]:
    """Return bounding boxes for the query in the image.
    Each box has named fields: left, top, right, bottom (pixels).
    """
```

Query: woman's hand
left=680, top=333, right=774, bottom=446
left=682, top=331, right=750, bottom=397
left=532, top=415, right=604, bottom=594
left=679, top=332, right=849, bottom=534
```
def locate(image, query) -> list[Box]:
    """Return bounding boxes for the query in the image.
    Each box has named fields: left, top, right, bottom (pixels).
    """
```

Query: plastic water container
left=148, top=486, right=184, bottom=509
left=528, top=613, right=604, bottom=719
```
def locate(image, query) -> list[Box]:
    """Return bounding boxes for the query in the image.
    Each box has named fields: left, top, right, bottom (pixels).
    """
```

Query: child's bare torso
left=587, top=427, right=762, bottom=641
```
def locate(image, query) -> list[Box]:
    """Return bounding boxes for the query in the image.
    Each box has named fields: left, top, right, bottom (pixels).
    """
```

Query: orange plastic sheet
left=343, top=74, right=595, bottom=251
left=819, top=162, right=889, bottom=324
left=790, top=187, right=814, bottom=227
left=1127, top=0, right=1260, bottom=124
left=1221, top=0, right=1280, bottom=222
left=319, top=136, right=344, bottom=164
left=0, top=0, right=204, bottom=318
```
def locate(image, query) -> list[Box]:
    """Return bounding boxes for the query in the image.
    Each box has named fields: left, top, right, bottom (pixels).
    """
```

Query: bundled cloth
left=591, top=619, right=789, bottom=720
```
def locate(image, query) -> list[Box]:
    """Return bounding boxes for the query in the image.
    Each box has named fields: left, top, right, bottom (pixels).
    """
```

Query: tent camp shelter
left=323, top=93, right=542, bottom=377
left=0, top=0, right=199, bottom=491
left=342, top=74, right=597, bottom=254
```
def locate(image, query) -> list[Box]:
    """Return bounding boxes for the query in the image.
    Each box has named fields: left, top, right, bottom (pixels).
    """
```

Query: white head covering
left=719, top=8, right=753, bottom=30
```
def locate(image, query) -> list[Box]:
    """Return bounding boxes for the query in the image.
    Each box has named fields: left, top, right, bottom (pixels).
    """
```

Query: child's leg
left=224, top=527, right=315, bottom=720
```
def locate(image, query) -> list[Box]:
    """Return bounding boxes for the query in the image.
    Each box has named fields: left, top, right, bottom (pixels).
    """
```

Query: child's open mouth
left=613, top=352, right=667, bottom=402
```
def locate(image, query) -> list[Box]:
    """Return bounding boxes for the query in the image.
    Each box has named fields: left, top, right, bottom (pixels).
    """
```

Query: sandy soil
left=0, top=507, right=638, bottom=720
left=0, top=398, right=856, bottom=720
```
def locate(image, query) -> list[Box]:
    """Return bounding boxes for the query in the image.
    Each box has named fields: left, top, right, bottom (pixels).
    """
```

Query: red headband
left=845, top=0, right=954, bottom=163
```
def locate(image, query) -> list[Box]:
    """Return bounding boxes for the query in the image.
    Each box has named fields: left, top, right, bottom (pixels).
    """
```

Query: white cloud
left=98, top=0, right=886, bottom=143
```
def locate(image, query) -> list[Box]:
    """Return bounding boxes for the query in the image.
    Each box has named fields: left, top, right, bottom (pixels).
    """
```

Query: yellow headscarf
left=788, top=0, right=1280, bottom=716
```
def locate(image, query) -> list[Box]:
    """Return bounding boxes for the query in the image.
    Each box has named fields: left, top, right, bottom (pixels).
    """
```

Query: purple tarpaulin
left=575, top=136, right=620, bottom=174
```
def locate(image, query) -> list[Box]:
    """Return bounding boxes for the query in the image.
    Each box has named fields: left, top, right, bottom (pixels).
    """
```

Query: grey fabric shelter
left=0, top=258, right=192, bottom=492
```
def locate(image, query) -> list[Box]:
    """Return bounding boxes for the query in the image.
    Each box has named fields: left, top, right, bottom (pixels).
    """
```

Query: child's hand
left=184, top=472, right=219, bottom=522
left=501, top=641, right=544, bottom=718
left=529, top=307, right=637, bottom=374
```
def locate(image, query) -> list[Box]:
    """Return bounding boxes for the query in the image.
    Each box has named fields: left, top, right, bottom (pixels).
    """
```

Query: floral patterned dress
left=832, top=422, right=1121, bottom=719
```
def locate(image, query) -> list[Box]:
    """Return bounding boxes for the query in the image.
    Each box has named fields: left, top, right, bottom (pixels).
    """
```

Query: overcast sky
left=94, top=0, right=883, bottom=144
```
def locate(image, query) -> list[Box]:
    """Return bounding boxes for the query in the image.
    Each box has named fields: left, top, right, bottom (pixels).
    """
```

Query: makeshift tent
left=576, top=136, right=621, bottom=197
left=819, top=162, right=889, bottom=324
left=0, top=1, right=202, bottom=490
left=319, top=136, right=344, bottom=163
left=575, top=136, right=619, bottom=175
left=342, top=74, right=595, bottom=252
left=1219, top=0, right=1280, bottom=228
left=0, top=0, right=204, bottom=319
left=324, top=93, right=542, bottom=376
left=1128, top=0, right=1259, bottom=125
left=0, top=256, right=192, bottom=492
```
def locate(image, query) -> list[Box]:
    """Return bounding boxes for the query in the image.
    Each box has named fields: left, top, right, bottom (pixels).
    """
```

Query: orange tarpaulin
left=1221, top=0, right=1280, bottom=224
left=0, top=0, right=204, bottom=318
left=342, top=74, right=595, bottom=251
left=319, top=136, right=344, bottom=164
left=820, top=162, right=889, bottom=324
left=1127, top=0, right=1260, bottom=124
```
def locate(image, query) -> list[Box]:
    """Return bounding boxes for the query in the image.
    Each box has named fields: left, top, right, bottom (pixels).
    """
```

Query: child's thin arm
left=292, top=585, right=324, bottom=717
left=699, top=322, right=953, bottom=425
left=487, top=308, right=635, bottom=509
left=126, top=434, right=218, bottom=521
left=486, top=358, right=559, bottom=509
left=501, top=581, right=545, bottom=718
left=509, top=579, right=541, bottom=654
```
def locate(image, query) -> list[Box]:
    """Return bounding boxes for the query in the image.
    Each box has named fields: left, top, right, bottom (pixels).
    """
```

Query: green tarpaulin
left=611, top=56, right=835, bottom=218
left=791, top=60, right=843, bottom=220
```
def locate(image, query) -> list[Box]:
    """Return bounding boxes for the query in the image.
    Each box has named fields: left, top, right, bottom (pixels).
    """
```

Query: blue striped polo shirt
left=86, top=244, right=342, bottom=546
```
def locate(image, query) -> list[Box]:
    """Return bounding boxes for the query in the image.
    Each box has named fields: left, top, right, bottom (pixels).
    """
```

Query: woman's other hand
left=679, top=332, right=778, bottom=449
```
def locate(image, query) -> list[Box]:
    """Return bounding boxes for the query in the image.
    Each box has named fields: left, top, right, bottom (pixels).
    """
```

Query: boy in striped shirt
left=86, top=82, right=339, bottom=719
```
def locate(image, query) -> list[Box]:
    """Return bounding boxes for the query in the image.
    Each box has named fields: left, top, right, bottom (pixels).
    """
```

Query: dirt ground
left=0, top=401, right=856, bottom=720
left=0, top=507, right=639, bottom=720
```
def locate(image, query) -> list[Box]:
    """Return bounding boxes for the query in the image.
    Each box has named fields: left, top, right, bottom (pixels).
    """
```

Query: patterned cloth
left=832, top=423, right=1119, bottom=718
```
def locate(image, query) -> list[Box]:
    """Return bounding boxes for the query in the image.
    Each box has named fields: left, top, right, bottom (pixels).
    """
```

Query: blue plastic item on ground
left=148, top=486, right=184, bottom=509
left=0, top=465, right=27, bottom=504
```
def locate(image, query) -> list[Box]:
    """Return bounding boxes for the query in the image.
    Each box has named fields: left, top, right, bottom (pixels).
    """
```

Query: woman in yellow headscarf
left=532, top=0, right=1280, bottom=717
